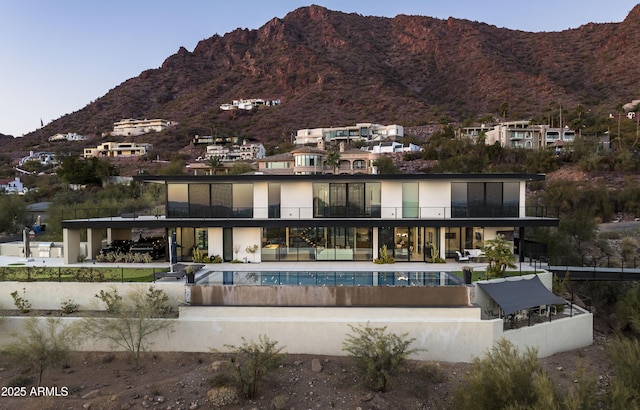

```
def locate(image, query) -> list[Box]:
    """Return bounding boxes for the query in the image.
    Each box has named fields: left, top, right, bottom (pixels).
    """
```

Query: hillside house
left=61, top=173, right=558, bottom=265
left=295, top=123, right=403, bottom=145
left=111, top=118, right=177, bottom=137
left=84, top=142, right=152, bottom=158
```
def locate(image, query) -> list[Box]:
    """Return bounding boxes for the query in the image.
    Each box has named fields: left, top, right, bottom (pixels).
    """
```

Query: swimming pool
left=195, top=271, right=464, bottom=287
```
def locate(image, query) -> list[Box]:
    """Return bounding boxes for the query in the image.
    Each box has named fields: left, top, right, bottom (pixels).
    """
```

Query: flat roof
left=134, top=173, right=546, bottom=183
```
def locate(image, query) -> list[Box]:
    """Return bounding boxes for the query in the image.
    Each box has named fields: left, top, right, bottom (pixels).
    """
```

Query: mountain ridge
left=9, top=4, right=640, bottom=155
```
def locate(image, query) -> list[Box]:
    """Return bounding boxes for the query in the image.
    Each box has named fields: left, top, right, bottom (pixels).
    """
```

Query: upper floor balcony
left=60, top=205, right=559, bottom=222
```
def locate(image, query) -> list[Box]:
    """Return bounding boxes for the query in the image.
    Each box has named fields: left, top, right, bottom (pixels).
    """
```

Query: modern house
left=295, top=123, right=404, bottom=145
left=60, top=173, right=558, bottom=265
left=219, top=98, right=281, bottom=111
left=0, top=176, right=27, bottom=194
left=111, top=118, right=177, bottom=137
left=459, top=121, right=575, bottom=150
left=83, top=142, right=153, bottom=158
left=48, top=132, right=88, bottom=142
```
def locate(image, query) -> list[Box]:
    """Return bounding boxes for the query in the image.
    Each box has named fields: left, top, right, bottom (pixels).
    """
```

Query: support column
left=519, top=227, right=525, bottom=262
left=86, top=228, right=103, bottom=260
left=63, top=228, right=81, bottom=264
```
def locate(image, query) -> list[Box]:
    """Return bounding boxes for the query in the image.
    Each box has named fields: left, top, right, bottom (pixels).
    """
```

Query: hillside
left=7, top=4, right=640, bottom=157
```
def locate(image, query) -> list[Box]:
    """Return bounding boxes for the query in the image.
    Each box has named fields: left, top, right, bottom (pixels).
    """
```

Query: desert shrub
left=2, top=317, right=75, bottom=386
left=207, top=386, right=239, bottom=407
left=271, top=394, right=290, bottom=410
left=615, top=285, right=640, bottom=332
left=414, top=362, right=448, bottom=384
left=452, top=339, right=599, bottom=409
left=95, top=288, right=123, bottom=314
left=10, top=288, right=31, bottom=313
left=73, top=267, right=105, bottom=282
left=225, top=335, right=284, bottom=399
left=342, top=323, right=419, bottom=392
left=60, top=298, right=80, bottom=314
left=6, top=375, right=34, bottom=387
left=608, top=335, right=640, bottom=408
left=81, top=286, right=174, bottom=368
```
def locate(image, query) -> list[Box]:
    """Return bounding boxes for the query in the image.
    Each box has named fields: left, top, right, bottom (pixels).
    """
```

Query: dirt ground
left=0, top=315, right=615, bottom=410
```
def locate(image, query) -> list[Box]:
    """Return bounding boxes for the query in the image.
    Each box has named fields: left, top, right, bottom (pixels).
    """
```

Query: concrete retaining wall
left=0, top=279, right=593, bottom=363
left=0, top=282, right=185, bottom=311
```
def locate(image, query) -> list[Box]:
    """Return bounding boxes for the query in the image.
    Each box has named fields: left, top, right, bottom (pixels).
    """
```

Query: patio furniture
left=464, top=248, right=486, bottom=262
left=455, top=250, right=469, bottom=262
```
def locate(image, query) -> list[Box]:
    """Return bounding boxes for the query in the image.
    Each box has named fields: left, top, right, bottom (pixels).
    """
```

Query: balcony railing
left=61, top=206, right=560, bottom=221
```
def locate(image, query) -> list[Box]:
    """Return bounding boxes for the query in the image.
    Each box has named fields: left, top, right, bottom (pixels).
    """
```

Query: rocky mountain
left=12, top=4, right=640, bottom=154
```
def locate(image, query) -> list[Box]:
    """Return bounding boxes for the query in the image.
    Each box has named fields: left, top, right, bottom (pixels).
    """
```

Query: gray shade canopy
left=477, top=276, right=566, bottom=316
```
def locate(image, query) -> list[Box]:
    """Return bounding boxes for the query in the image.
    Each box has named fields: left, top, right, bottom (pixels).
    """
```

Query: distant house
left=0, top=176, right=27, bottom=194
left=203, top=141, right=266, bottom=162
left=220, top=98, right=281, bottom=111
left=361, top=141, right=423, bottom=154
left=48, top=132, right=88, bottom=142
left=84, top=142, right=152, bottom=158
left=459, top=121, right=575, bottom=150
left=111, top=118, right=177, bottom=137
left=18, top=151, right=56, bottom=166
left=295, top=123, right=403, bottom=145
left=256, top=142, right=377, bottom=175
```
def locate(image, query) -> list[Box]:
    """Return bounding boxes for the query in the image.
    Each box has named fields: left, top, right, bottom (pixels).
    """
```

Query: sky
left=1, top=0, right=638, bottom=137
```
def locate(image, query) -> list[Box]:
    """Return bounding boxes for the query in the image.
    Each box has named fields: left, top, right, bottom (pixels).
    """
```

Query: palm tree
left=324, top=150, right=340, bottom=174
left=206, top=156, right=222, bottom=175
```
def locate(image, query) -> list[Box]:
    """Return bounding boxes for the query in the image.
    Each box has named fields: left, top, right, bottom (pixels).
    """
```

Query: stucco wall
left=0, top=280, right=593, bottom=363
left=0, top=282, right=185, bottom=311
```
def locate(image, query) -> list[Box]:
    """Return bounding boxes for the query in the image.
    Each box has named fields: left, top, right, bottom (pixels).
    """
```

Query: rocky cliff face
left=17, top=4, right=640, bottom=152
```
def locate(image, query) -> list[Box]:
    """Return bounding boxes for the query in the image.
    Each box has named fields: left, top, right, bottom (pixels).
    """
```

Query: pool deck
left=0, top=254, right=544, bottom=281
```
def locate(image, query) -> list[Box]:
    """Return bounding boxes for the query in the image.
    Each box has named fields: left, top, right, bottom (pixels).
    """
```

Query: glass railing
left=62, top=206, right=560, bottom=221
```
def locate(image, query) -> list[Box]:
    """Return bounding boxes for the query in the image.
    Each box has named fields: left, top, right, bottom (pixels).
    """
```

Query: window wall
left=451, top=182, right=519, bottom=217
left=261, top=226, right=373, bottom=261
left=167, top=183, right=253, bottom=218
left=313, top=183, right=381, bottom=218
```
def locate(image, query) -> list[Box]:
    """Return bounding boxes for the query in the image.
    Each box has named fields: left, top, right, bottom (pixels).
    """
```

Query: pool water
left=195, top=271, right=464, bottom=287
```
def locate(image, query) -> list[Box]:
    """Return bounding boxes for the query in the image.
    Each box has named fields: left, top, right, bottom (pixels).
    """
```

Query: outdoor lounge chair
left=455, top=250, right=470, bottom=262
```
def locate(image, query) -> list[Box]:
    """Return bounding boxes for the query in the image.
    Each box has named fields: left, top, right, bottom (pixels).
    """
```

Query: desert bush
left=60, top=298, right=80, bottom=314
left=225, top=335, right=284, bottom=399
left=452, top=339, right=599, bottom=409
left=73, top=267, right=105, bottom=282
left=81, top=286, right=174, bottom=368
left=342, top=323, right=419, bottom=392
left=95, top=288, right=123, bottom=314
left=615, top=285, right=640, bottom=333
left=271, top=394, right=290, bottom=410
left=608, top=335, right=640, bottom=408
left=2, top=317, right=75, bottom=386
left=414, top=362, right=448, bottom=384
left=10, top=288, right=32, bottom=313
left=207, top=386, right=239, bottom=407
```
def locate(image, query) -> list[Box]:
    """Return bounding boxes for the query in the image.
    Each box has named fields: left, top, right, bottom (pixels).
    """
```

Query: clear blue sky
left=1, top=0, right=637, bottom=137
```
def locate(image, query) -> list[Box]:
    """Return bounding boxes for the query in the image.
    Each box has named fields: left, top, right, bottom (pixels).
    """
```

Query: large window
left=402, top=182, right=419, bottom=218
left=451, top=182, right=519, bottom=217
left=167, top=184, right=188, bottom=217
left=313, top=182, right=380, bottom=218
left=167, top=183, right=253, bottom=218
left=268, top=183, right=280, bottom=218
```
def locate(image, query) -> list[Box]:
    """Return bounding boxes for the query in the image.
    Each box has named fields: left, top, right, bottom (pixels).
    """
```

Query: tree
left=2, top=317, right=75, bottom=386
left=324, top=150, right=340, bottom=174
left=372, top=156, right=397, bottom=174
left=229, top=161, right=254, bottom=175
left=79, top=286, right=174, bottom=368
left=56, top=156, right=117, bottom=186
left=499, top=101, right=509, bottom=119
left=0, top=195, right=28, bottom=234
left=483, top=234, right=516, bottom=278
left=207, top=156, right=223, bottom=175
left=342, top=323, right=419, bottom=392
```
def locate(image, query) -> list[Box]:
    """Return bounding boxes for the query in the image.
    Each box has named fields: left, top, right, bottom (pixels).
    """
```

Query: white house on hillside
left=112, top=118, right=177, bottom=137
left=295, top=123, right=403, bottom=145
